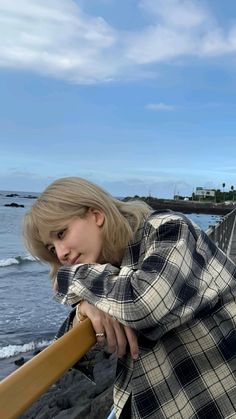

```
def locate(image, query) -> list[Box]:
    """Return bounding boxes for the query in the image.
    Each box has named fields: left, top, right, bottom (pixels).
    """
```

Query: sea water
left=0, top=191, right=221, bottom=380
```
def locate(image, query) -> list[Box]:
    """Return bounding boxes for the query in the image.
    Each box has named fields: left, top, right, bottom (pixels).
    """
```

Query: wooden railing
left=0, top=319, right=96, bottom=419
left=1, top=208, right=236, bottom=419
left=206, top=208, right=236, bottom=254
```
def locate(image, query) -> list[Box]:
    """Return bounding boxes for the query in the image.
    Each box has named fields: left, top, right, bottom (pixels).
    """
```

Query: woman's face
left=45, top=208, right=105, bottom=265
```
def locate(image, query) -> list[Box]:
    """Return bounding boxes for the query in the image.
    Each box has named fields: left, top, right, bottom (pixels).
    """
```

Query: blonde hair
left=23, top=177, right=151, bottom=282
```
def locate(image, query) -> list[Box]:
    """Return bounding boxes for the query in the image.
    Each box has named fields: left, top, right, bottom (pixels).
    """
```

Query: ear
left=89, top=208, right=105, bottom=227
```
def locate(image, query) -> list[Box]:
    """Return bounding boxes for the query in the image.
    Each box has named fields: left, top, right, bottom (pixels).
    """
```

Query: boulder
left=4, top=202, right=24, bottom=208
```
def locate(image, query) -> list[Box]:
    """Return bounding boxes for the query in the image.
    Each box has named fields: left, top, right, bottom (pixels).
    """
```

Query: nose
left=54, top=241, right=70, bottom=264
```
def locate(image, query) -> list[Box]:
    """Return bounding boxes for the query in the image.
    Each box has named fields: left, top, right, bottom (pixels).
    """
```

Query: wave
left=0, top=339, right=53, bottom=359
left=0, top=255, right=38, bottom=267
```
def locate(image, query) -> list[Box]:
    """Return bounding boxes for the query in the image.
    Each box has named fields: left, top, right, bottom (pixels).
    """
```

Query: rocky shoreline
left=2, top=191, right=234, bottom=215
left=141, top=198, right=233, bottom=215
left=18, top=348, right=117, bottom=419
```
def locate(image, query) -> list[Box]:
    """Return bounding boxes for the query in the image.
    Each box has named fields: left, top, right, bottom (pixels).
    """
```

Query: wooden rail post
left=0, top=318, right=96, bottom=419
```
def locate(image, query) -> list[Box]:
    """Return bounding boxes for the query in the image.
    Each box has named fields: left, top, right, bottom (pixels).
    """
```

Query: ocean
left=0, top=191, right=221, bottom=381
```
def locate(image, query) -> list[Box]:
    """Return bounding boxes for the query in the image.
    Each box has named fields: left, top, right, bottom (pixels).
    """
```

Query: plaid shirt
left=55, top=211, right=236, bottom=418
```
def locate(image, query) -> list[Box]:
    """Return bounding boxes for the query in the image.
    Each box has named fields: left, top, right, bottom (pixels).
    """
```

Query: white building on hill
left=195, top=187, right=215, bottom=199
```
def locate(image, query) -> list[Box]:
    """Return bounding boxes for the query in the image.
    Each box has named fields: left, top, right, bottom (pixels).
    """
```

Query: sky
left=1, top=0, right=236, bottom=198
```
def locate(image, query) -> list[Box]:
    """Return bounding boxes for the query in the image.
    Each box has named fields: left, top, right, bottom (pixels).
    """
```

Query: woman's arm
left=56, top=215, right=221, bottom=338
left=73, top=301, right=139, bottom=359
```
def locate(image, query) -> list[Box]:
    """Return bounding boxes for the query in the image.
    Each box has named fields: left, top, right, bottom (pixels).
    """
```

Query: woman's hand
left=73, top=300, right=139, bottom=360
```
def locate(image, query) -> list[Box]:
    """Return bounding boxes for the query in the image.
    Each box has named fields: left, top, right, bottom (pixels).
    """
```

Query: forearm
left=55, top=217, right=217, bottom=335
left=56, top=261, right=184, bottom=333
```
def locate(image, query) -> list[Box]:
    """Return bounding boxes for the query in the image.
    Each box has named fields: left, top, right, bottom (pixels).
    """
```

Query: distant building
left=174, top=195, right=190, bottom=201
left=195, top=187, right=215, bottom=198
left=174, top=194, right=181, bottom=200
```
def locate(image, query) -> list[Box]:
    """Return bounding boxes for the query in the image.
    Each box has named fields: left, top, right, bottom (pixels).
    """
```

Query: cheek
left=92, top=228, right=104, bottom=252
left=98, top=231, right=105, bottom=254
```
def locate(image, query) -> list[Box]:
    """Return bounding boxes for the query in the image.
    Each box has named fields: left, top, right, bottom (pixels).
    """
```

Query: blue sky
left=1, top=0, right=236, bottom=198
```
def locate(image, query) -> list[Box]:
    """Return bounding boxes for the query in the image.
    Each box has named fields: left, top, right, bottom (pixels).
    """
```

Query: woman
left=24, top=177, right=236, bottom=418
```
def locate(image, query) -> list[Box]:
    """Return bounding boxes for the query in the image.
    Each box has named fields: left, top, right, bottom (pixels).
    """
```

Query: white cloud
left=0, top=0, right=118, bottom=83
left=125, top=26, right=195, bottom=64
left=146, top=103, right=175, bottom=111
left=139, top=0, right=210, bottom=29
left=0, top=0, right=236, bottom=83
left=200, top=27, right=236, bottom=56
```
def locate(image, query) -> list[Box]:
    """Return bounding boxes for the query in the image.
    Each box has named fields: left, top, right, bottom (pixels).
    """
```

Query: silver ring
left=96, top=332, right=105, bottom=338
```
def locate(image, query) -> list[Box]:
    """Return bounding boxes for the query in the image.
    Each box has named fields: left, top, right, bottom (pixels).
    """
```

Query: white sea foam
left=0, top=254, right=37, bottom=267
left=0, top=340, right=53, bottom=359
left=0, top=258, right=20, bottom=267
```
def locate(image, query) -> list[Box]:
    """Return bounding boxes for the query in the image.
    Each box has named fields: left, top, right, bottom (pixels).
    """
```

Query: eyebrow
left=44, top=228, right=65, bottom=248
left=49, top=231, right=58, bottom=239
left=44, top=226, right=67, bottom=248
left=44, top=231, right=56, bottom=249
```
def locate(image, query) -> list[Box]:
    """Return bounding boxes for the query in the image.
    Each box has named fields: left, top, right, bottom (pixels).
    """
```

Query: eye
left=57, top=229, right=66, bottom=239
left=47, top=245, right=56, bottom=255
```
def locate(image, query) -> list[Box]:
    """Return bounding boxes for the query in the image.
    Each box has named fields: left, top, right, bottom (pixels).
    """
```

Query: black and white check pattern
left=55, top=211, right=236, bottom=418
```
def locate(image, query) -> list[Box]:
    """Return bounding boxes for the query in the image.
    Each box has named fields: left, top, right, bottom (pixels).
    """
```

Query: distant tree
left=215, top=189, right=222, bottom=203
left=222, top=182, right=226, bottom=202
left=231, top=185, right=234, bottom=202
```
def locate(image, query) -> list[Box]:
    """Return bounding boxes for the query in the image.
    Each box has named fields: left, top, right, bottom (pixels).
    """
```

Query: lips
left=70, top=254, right=81, bottom=265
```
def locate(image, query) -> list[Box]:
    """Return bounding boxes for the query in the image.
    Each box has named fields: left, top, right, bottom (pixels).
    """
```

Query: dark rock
left=19, top=353, right=116, bottom=419
left=6, top=193, right=19, bottom=197
left=14, top=357, right=25, bottom=366
left=56, top=398, right=72, bottom=410
left=4, top=202, right=24, bottom=208
left=90, top=386, right=114, bottom=419
left=33, top=349, right=41, bottom=356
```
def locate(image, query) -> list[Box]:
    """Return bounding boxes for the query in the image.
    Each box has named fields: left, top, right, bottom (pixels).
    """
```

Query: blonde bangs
left=23, top=176, right=152, bottom=279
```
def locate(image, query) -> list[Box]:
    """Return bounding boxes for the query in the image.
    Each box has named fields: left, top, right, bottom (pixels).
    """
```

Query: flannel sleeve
left=56, top=215, right=219, bottom=337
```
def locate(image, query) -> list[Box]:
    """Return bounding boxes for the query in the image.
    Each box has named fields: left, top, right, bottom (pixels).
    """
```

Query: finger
left=95, top=330, right=106, bottom=346
left=124, top=326, right=139, bottom=360
left=112, top=323, right=127, bottom=358
left=93, top=323, right=106, bottom=346
left=103, top=325, right=117, bottom=354
left=88, top=312, right=107, bottom=346
left=72, top=314, right=79, bottom=328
